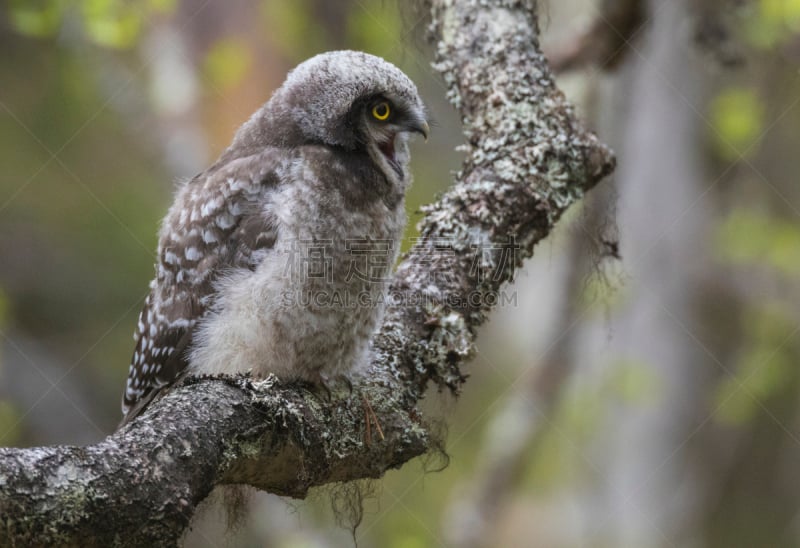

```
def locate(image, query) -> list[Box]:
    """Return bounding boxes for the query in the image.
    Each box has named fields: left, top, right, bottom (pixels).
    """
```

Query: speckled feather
left=121, top=51, right=426, bottom=425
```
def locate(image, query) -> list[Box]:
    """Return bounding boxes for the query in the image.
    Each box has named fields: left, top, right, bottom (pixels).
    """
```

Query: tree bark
left=0, top=0, right=615, bottom=545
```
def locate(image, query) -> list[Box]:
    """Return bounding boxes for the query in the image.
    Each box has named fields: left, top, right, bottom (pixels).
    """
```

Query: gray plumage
left=121, top=51, right=428, bottom=425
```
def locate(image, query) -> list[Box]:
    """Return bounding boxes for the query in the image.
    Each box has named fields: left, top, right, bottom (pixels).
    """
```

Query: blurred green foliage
left=347, top=1, right=403, bottom=59
left=0, top=29, right=168, bottom=416
left=0, top=286, right=9, bottom=330
left=709, top=87, right=764, bottom=160
left=0, top=284, right=20, bottom=448
left=714, top=210, right=800, bottom=423
left=203, top=39, right=252, bottom=92
left=524, top=360, right=661, bottom=491
left=8, top=0, right=65, bottom=38
left=744, top=0, right=800, bottom=48
left=80, top=0, right=142, bottom=49
left=608, top=359, right=662, bottom=406
left=0, top=400, right=22, bottom=446
left=714, top=304, right=796, bottom=424
left=8, top=0, right=178, bottom=48
left=261, top=0, right=328, bottom=61
left=577, top=266, right=627, bottom=316
left=716, top=209, right=800, bottom=278
left=387, top=537, right=427, bottom=548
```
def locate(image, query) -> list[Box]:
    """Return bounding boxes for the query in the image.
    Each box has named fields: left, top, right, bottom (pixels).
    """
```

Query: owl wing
left=120, top=149, right=285, bottom=427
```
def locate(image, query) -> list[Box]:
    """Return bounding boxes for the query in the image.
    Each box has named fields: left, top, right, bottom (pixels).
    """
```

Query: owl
left=120, top=51, right=428, bottom=426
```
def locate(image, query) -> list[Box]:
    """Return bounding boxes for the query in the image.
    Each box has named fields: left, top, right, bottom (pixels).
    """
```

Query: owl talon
left=317, top=381, right=333, bottom=402
left=290, top=379, right=332, bottom=402
left=331, top=374, right=354, bottom=395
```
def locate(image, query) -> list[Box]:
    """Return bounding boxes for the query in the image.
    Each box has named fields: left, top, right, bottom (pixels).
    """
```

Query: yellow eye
left=372, top=102, right=391, bottom=121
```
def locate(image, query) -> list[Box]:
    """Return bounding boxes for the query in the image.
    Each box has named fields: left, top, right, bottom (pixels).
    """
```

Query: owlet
left=120, top=51, right=428, bottom=426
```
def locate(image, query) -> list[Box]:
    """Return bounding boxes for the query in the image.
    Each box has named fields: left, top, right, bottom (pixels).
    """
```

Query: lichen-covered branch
left=0, top=0, right=615, bottom=545
left=0, top=376, right=428, bottom=546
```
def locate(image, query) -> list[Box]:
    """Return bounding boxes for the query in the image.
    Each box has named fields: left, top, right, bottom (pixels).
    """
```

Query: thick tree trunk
left=0, top=1, right=614, bottom=545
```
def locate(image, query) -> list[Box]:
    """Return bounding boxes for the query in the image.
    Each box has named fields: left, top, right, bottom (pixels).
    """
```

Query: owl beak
left=408, top=120, right=430, bottom=141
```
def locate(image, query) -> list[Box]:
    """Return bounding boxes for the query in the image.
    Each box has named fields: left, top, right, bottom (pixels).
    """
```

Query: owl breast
left=188, top=146, right=407, bottom=382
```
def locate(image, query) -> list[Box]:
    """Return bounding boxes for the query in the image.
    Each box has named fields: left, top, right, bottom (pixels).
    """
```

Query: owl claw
left=292, top=378, right=332, bottom=402
left=316, top=374, right=354, bottom=399
left=332, top=374, right=354, bottom=395
left=294, top=373, right=355, bottom=402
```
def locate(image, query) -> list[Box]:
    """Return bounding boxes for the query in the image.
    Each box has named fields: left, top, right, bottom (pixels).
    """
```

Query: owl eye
left=372, top=102, right=391, bottom=121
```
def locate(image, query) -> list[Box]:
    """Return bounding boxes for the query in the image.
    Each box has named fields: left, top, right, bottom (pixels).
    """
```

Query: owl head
left=233, top=50, right=428, bottom=181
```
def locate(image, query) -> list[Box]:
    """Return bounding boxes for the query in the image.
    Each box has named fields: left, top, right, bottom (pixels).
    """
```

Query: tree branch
left=547, top=0, right=645, bottom=73
left=0, top=0, right=615, bottom=545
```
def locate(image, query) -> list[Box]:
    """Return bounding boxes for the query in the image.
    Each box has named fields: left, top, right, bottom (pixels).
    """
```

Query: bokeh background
left=2, top=0, right=800, bottom=546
